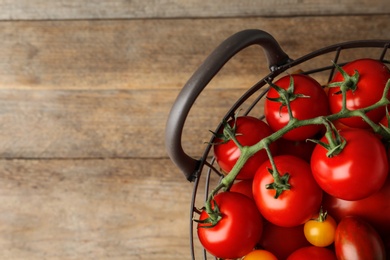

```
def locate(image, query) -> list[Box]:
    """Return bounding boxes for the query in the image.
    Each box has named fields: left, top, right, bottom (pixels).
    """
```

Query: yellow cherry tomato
left=243, top=249, right=278, bottom=260
left=304, top=209, right=337, bottom=247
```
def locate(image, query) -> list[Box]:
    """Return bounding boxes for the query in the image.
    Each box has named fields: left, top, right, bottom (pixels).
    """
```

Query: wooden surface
left=0, top=1, right=389, bottom=259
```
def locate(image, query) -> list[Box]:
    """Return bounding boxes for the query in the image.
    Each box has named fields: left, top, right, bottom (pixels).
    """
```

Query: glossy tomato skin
left=259, top=222, right=311, bottom=260
left=287, top=246, right=337, bottom=260
left=328, top=58, right=390, bottom=128
left=230, top=180, right=254, bottom=200
left=213, top=116, right=277, bottom=180
left=265, top=74, right=329, bottom=141
left=311, top=128, right=388, bottom=200
left=253, top=155, right=323, bottom=227
left=322, top=174, right=390, bottom=239
left=197, top=192, right=263, bottom=259
left=335, top=216, right=386, bottom=260
left=304, top=213, right=337, bottom=247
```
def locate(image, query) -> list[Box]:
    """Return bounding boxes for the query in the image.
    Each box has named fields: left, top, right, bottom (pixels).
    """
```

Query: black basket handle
left=165, top=29, right=290, bottom=181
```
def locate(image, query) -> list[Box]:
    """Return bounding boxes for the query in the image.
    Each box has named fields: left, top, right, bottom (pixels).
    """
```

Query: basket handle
left=165, top=29, right=290, bottom=181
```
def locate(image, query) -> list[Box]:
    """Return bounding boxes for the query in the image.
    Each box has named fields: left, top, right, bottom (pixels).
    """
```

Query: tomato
left=276, top=137, right=316, bottom=162
left=287, top=246, right=337, bottom=260
left=213, top=116, right=277, bottom=180
left=243, top=249, right=278, bottom=260
left=334, top=216, right=386, bottom=260
left=259, top=222, right=311, bottom=259
left=265, top=74, right=329, bottom=141
left=311, top=128, right=388, bottom=200
left=328, top=58, right=390, bottom=128
left=304, top=210, right=337, bottom=247
left=197, top=192, right=263, bottom=259
left=252, top=155, right=323, bottom=227
left=230, top=180, right=253, bottom=200
left=322, top=174, right=390, bottom=239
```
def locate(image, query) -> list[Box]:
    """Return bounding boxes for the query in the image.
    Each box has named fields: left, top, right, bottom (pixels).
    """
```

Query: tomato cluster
left=197, top=59, right=390, bottom=259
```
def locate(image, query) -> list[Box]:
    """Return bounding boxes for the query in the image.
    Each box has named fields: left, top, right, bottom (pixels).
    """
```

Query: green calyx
left=328, top=62, right=360, bottom=95
left=193, top=197, right=222, bottom=228
left=265, top=168, right=291, bottom=199
left=266, top=75, right=310, bottom=119
left=308, top=119, right=346, bottom=158
left=314, top=207, right=328, bottom=222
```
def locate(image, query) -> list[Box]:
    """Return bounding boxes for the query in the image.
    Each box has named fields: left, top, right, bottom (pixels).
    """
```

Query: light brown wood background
left=0, top=1, right=388, bottom=259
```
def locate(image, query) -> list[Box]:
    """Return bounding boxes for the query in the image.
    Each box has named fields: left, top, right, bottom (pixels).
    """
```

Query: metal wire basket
left=165, top=29, right=390, bottom=259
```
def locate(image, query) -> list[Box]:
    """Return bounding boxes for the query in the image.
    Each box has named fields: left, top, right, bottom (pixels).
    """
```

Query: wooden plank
left=0, top=15, right=389, bottom=92
left=0, top=0, right=388, bottom=20
left=0, top=16, right=389, bottom=159
left=0, top=88, right=239, bottom=159
left=0, top=158, right=195, bottom=260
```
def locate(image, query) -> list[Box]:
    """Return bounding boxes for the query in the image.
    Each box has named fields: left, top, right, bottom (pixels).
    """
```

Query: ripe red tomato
left=259, top=222, right=311, bottom=259
left=252, top=155, right=323, bottom=227
left=230, top=180, right=254, bottom=200
left=311, top=128, right=388, bottom=200
left=213, top=116, right=277, bottom=180
left=287, top=246, right=337, bottom=260
left=322, top=174, right=390, bottom=239
left=335, top=216, right=386, bottom=260
left=197, top=192, right=263, bottom=259
left=328, top=58, right=390, bottom=128
left=265, top=74, right=329, bottom=141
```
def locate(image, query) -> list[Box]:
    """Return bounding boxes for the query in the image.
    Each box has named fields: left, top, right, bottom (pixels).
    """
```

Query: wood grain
left=0, top=0, right=388, bottom=20
left=0, top=16, right=389, bottom=159
left=0, top=9, right=389, bottom=260
left=0, top=158, right=195, bottom=260
left=0, top=16, right=389, bottom=91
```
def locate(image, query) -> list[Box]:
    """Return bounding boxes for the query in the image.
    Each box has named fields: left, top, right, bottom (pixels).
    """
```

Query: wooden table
left=0, top=1, right=388, bottom=259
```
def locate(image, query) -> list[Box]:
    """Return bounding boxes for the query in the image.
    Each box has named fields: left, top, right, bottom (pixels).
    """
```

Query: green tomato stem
left=202, top=78, right=390, bottom=225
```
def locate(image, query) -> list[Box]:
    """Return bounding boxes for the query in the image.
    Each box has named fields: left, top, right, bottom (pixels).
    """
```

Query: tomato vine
left=200, top=68, right=390, bottom=225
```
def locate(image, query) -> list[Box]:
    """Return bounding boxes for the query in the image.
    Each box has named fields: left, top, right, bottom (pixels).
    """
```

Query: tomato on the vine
left=252, top=155, right=323, bottom=227
left=304, top=209, right=337, bottom=247
left=265, top=74, right=329, bottom=141
left=327, top=58, right=390, bottom=128
left=311, top=128, right=388, bottom=200
left=213, top=116, right=277, bottom=180
left=197, top=192, right=263, bottom=259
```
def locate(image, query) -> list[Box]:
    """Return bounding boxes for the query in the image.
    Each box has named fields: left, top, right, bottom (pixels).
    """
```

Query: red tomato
left=197, top=192, right=263, bottom=259
left=311, top=128, right=388, bottom=200
left=265, top=74, right=329, bottom=141
left=328, top=58, right=390, bottom=128
left=276, top=137, right=316, bottom=162
left=259, top=222, right=311, bottom=260
left=252, top=155, right=323, bottom=227
left=230, top=180, right=253, bottom=200
left=335, top=216, right=386, bottom=260
left=287, top=246, right=337, bottom=260
left=322, top=174, right=390, bottom=239
left=213, top=116, right=277, bottom=180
